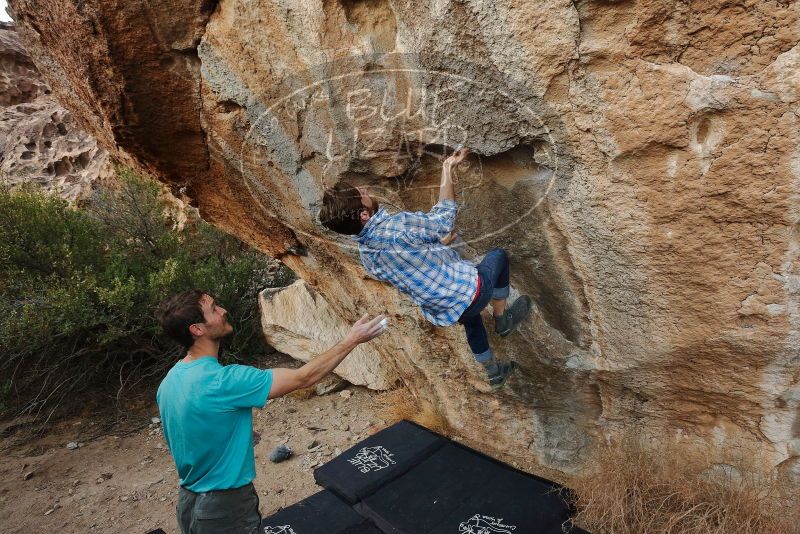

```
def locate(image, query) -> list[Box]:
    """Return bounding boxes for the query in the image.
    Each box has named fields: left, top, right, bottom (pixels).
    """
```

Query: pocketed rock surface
left=0, top=22, right=110, bottom=202
left=9, top=0, right=800, bottom=478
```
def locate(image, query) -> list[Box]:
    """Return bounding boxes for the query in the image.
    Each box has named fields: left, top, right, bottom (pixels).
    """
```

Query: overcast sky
left=1, top=0, right=11, bottom=22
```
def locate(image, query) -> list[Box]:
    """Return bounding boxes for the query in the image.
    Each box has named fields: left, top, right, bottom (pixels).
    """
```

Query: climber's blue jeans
left=458, top=248, right=510, bottom=363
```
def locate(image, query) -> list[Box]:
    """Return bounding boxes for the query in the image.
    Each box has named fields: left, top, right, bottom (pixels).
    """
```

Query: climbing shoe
left=494, top=295, right=533, bottom=337
left=487, top=361, right=518, bottom=390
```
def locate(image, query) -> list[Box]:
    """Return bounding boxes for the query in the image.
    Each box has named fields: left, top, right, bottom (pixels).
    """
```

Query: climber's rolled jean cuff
left=472, top=348, right=494, bottom=363
left=491, top=285, right=509, bottom=300
left=477, top=248, right=510, bottom=303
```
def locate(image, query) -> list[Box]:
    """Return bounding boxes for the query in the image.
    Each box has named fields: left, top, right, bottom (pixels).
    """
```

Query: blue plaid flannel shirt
left=356, top=199, right=479, bottom=326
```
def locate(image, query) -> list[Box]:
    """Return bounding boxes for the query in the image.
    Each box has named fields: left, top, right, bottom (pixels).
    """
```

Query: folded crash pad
left=259, top=490, right=379, bottom=534
left=339, top=524, right=386, bottom=534
left=357, top=442, right=581, bottom=534
left=313, top=420, right=446, bottom=503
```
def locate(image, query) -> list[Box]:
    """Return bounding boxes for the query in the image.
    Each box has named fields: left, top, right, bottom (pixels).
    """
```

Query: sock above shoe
left=481, top=358, right=500, bottom=377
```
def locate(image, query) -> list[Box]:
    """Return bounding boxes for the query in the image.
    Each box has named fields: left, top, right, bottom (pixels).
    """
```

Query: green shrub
left=0, top=169, right=293, bottom=422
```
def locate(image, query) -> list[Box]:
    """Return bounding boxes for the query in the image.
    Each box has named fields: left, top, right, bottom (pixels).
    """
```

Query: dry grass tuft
left=286, top=386, right=316, bottom=400
left=377, top=388, right=451, bottom=436
left=570, top=438, right=800, bottom=534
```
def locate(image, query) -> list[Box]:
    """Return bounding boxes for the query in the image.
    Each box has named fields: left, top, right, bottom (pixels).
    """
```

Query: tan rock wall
left=259, top=280, right=399, bottom=390
left=10, top=0, right=799, bottom=477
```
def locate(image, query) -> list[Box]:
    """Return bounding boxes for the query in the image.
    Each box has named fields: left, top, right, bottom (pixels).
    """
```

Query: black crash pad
left=259, top=490, right=379, bottom=534
left=313, top=420, right=445, bottom=503
left=338, top=524, right=385, bottom=534
left=357, top=442, right=580, bottom=534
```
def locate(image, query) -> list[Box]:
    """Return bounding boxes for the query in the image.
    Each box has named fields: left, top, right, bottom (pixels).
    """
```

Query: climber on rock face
left=319, top=148, right=532, bottom=390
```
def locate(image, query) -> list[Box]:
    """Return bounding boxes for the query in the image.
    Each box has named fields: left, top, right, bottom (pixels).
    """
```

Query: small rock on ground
left=269, top=444, right=293, bottom=463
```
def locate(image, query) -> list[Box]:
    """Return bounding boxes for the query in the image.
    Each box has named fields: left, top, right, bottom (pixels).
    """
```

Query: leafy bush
left=0, top=169, right=293, bottom=422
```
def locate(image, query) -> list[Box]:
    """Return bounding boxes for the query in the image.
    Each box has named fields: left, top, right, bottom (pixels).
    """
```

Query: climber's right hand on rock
left=346, top=314, right=387, bottom=345
left=444, top=147, right=471, bottom=167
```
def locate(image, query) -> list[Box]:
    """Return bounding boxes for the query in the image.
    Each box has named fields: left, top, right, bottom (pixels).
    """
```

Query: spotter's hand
left=444, top=148, right=471, bottom=167
left=346, top=314, right=387, bottom=345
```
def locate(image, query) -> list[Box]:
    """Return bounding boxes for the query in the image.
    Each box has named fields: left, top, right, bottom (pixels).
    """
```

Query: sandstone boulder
left=259, top=280, right=398, bottom=391
left=10, top=0, right=799, bottom=479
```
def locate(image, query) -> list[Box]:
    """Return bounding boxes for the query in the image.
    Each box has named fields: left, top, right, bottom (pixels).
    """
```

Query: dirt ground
left=0, top=357, right=388, bottom=534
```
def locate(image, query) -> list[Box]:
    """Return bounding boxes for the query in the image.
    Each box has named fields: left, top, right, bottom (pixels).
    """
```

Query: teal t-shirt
left=156, top=357, right=273, bottom=492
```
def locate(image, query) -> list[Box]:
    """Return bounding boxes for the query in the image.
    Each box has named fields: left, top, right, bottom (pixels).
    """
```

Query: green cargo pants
left=176, top=482, right=261, bottom=534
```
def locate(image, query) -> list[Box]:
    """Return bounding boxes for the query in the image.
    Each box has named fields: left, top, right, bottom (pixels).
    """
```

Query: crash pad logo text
left=347, top=445, right=396, bottom=473
left=459, top=514, right=517, bottom=534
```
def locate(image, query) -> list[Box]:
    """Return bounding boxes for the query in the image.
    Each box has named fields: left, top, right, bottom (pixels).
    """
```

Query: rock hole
left=20, top=151, right=34, bottom=160
left=690, top=114, right=725, bottom=176
left=482, top=144, right=554, bottom=192
left=76, top=151, right=92, bottom=170
left=695, top=117, right=711, bottom=146
left=690, top=113, right=724, bottom=152
left=340, top=0, right=397, bottom=54
left=363, top=62, right=381, bottom=72
left=216, top=100, right=242, bottom=114
left=159, top=55, right=177, bottom=68
left=53, top=157, right=71, bottom=176
left=56, top=123, right=67, bottom=136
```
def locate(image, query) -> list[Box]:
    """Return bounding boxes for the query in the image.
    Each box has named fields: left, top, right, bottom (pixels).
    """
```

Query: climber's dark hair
left=155, top=289, right=206, bottom=349
left=319, top=181, right=365, bottom=235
